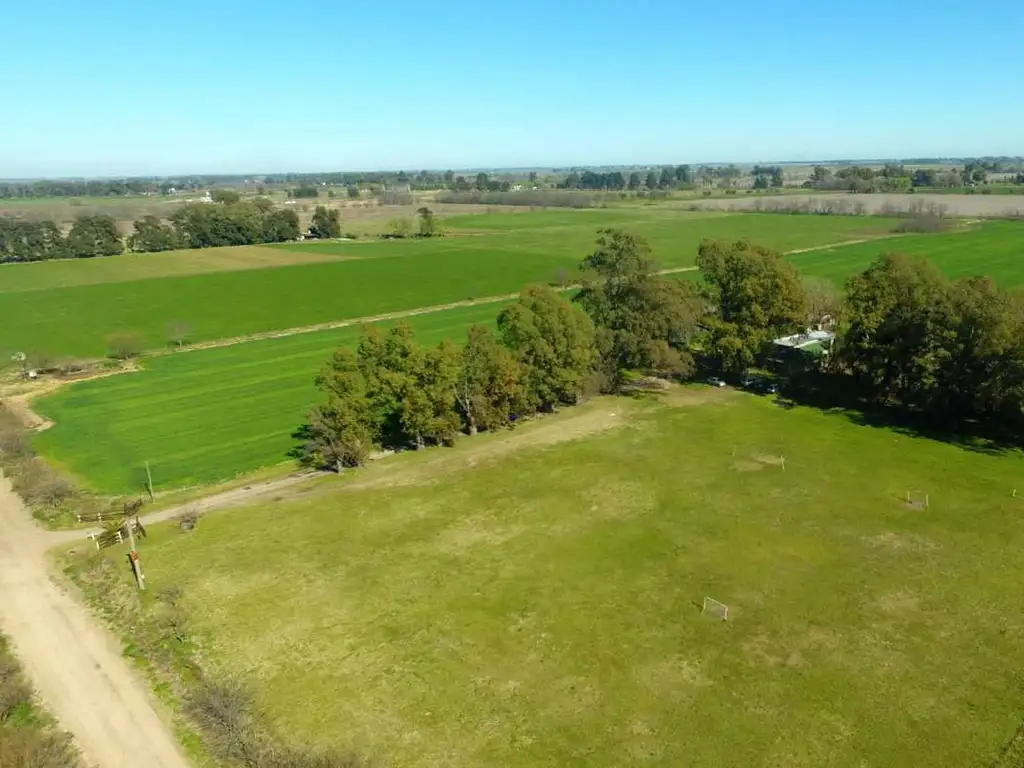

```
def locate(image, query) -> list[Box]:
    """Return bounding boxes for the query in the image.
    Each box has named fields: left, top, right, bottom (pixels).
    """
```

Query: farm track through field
left=0, top=478, right=190, bottom=768
left=147, top=233, right=910, bottom=357
left=0, top=468, right=328, bottom=768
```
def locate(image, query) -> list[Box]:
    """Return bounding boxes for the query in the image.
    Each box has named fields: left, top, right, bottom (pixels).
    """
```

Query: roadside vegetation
left=0, top=633, right=80, bottom=766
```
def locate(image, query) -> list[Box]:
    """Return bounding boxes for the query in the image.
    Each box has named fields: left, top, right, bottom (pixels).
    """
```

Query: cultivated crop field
left=99, top=392, right=1024, bottom=766
left=30, top=216, right=1024, bottom=494
left=788, top=220, right=1024, bottom=285
left=33, top=302, right=508, bottom=493
left=0, top=210, right=898, bottom=359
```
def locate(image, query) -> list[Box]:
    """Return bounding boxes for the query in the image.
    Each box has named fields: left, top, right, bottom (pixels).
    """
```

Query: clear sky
left=2, top=0, right=1022, bottom=177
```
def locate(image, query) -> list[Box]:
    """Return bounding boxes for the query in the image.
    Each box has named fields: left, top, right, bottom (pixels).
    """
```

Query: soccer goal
left=702, top=597, right=729, bottom=621
left=906, top=490, right=930, bottom=510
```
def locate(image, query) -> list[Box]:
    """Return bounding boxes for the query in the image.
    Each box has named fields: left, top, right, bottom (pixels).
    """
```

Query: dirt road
left=0, top=477, right=190, bottom=768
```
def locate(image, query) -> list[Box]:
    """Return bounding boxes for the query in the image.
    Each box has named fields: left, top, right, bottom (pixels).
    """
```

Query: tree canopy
left=309, top=206, right=342, bottom=239
left=696, top=239, right=806, bottom=373
left=575, top=228, right=702, bottom=386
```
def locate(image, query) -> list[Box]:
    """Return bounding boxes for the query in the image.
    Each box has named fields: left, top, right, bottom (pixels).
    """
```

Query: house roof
left=773, top=330, right=835, bottom=349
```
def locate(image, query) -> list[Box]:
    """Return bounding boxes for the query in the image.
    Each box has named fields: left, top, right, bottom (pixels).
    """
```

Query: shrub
left=106, top=331, right=142, bottom=360
left=10, top=458, right=75, bottom=508
left=0, top=658, right=32, bottom=724
left=185, top=680, right=365, bottom=768
left=0, top=727, right=80, bottom=767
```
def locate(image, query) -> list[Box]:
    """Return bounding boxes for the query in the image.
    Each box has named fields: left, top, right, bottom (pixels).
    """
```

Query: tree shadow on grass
left=781, top=372, right=1024, bottom=457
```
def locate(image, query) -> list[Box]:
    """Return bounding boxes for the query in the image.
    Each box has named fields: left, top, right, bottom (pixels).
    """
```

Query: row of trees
left=303, top=228, right=817, bottom=469
left=0, top=215, right=123, bottom=262
left=303, top=284, right=596, bottom=469
left=561, top=166, right=695, bottom=191
left=134, top=200, right=300, bottom=251
left=838, top=255, right=1024, bottom=425
left=1, top=197, right=308, bottom=261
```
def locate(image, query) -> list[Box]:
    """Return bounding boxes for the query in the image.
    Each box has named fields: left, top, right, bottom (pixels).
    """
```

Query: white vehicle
left=706, top=376, right=726, bottom=388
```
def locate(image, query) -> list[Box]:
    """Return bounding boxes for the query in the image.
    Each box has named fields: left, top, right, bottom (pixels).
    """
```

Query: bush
left=894, top=214, right=950, bottom=233
left=0, top=728, right=80, bottom=767
left=106, top=331, right=142, bottom=360
left=185, top=680, right=365, bottom=768
left=10, top=458, right=75, bottom=508
left=0, top=658, right=32, bottom=724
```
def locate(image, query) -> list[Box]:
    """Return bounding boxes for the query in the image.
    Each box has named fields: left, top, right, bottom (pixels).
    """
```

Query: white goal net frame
left=702, top=597, right=729, bottom=621
left=907, top=490, right=930, bottom=509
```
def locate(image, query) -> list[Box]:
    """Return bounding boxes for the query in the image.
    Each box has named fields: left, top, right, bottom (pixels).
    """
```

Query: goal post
left=702, top=597, right=729, bottom=621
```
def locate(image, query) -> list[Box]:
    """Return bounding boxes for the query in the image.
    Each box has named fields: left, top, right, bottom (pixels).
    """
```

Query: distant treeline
left=0, top=199, right=301, bottom=262
left=804, top=162, right=1024, bottom=193
left=0, top=178, right=198, bottom=198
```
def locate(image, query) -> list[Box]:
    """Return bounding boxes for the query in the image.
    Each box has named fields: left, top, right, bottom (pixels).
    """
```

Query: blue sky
left=2, top=0, right=1021, bottom=177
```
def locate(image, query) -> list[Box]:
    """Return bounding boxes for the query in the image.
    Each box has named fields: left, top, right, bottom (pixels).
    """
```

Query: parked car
left=741, top=374, right=759, bottom=389
left=706, top=376, right=726, bottom=388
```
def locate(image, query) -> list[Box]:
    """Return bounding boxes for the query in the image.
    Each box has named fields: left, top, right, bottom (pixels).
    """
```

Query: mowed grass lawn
left=124, top=393, right=1024, bottom=766
left=33, top=302, right=510, bottom=493
left=0, top=211, right=898, bottom=358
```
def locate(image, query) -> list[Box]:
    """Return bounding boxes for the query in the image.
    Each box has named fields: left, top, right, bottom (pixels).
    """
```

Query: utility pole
left=126, top=520, right=146, bottom=591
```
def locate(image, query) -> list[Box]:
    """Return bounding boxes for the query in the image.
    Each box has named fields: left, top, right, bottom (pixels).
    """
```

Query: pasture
left=0, top=211, right=897, bottom=359
left=30, top=218, right=1024, bottom=494
left=101, top=392, right=1024, bottom=766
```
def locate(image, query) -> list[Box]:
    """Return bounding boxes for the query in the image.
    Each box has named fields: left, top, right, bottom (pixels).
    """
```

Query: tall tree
left=66, top=215, right=122, bottom=257
left=454, top=325, right=525, bottom=434
left=129, top=215, right=181, bottom=253
left=575, top=229, right=703, bottom=387
left=261, top=209, right=300, bottom=242
left=675, top=164, right=693, bottom=184
left=357, top=323, right=425, bottom=447
left=498, top=285, right=596, bottom=410
left=306, top=348, right=379, bottom=471
left=417, top=206, right=438, bottom=237
left=401, top=340, right=461, bottom=449
left=696, top=239, right=807, bottom=373
left=838, top=253, right=954, bottom=409
left=644, top=170, right=659, bottom=189
left=627, top=172, right=642, bottom=191
left=309, top=206, right=342, bottom=238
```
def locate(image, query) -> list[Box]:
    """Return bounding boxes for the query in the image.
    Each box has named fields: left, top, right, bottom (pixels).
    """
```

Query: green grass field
left=0, top=244, right=351, bottom=293
left=31, top=217, right=1024, bottom=494
left=33, top=302, right=511, bottom=493
left=1, top=211, right=897, bottom=358
left=107, top=392, right=1024, bottom=766
left=788, top=220, right=1024, bottom=285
